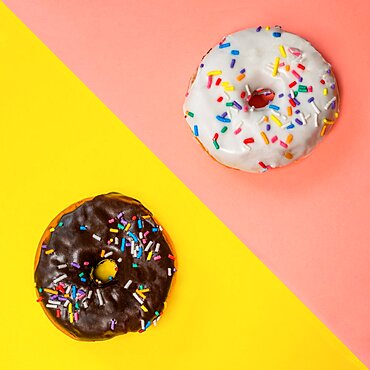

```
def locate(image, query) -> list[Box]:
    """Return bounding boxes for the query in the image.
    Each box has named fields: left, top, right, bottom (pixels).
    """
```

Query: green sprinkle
left=213, top=140, right=220, bottom=150
left=155, top=311, right=160, bottom=316
left=139, top=284, right=144, bottom=290
left=187, top=111, right=194, bottom=118
left=132, top=263, right=138, bottom=268
left=298, top=85, right=308, bottom=92
left=75, top=302, right=79, bottom=309
left=58, top=222, right=63, bottom=227
left=38, top=287, right=43, bottom=292
left=221, top=126, right=228, bottom=133
left=117, top=223, right=124, bottom=230
left=293, top=91, right=298, bottom=97
left=79, top=272, right=84, bottom=277
left=226, top=102, right=233, bottom=106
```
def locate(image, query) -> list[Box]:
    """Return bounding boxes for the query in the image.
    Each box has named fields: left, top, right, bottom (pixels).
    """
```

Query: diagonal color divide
left=0, top=2, right=366, bottom=370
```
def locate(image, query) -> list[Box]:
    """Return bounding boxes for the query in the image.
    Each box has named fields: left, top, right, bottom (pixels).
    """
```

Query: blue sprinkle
left=307, top=97, right=315, bottom=103
left=273, top=32, right=281, bottom=37
left=230, top=58, right=236, bottom=68
left=193, top=125, right=199, bottom=137
left=72, top=285, right=76, bottom=299
left=231, top=50, right=239, bottom=55
left=287, top=124, right=295, bottom=129
left=216, top=115, right=231, bottom=123
left=240, top=68, right=246, bottom=74
left=128, top=231, right=138, bottom=242
left=295, top=118, right=303, bottom=125
left=219, top=42, right=231, bottom=48
left=266, top=124, right=271, bottom=131
left=138, top=219, right=143, bottom=229
left=121, top=238, right=126, bottom=252
left=80, top=225, right=87, bottom=230
left=152, top=227, right=159, bottom=232
left=145, top=321, right=151, bottom=330
left=136, top=247, right=143, bottom=259
left=256, top=26, right=262, bottom=32
left=80, top=278, right=87, bottom=283
left=268, top=104, right=280, bottom=111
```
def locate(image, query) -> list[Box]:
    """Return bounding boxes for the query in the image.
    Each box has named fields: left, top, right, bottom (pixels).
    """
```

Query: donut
left=183, top=25, right=340, bottom=173
left=34, top=193, right=176, bottom=341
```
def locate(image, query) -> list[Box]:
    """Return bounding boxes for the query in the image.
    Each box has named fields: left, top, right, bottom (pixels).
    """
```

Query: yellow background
left=0, top=3, right=365, bottom=369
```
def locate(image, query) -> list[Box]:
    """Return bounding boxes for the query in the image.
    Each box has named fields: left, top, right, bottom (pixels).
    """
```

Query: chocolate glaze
left=34, top=193, right=175, bottom=341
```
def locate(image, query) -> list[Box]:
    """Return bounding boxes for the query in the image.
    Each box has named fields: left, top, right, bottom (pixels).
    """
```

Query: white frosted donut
left=183, top=26, right=340, bottom=173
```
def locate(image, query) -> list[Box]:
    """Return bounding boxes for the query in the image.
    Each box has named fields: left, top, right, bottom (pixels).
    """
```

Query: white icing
left=183, top=26, right=340, bottom=173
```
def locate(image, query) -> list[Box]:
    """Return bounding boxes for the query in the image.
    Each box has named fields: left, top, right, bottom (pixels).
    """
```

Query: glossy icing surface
left=184, top=26, right=340, bottom=172
left=34, top=193, right=175, bottom=340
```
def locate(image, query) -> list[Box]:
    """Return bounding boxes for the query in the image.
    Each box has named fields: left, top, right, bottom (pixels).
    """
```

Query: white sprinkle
left=48, top=299, right=61, bottom=305
left=139, top=232, right=143, bottom=239
left=133, top=293, right=144, bottom=305
left=314, top=113, right=319, bottom=127
left=87, top=290, right=93, bottom=299
left=53, top=274, right=68, bottom=284
left=96, top=289, right=104, bottom=306
left=63, top=300, right=70, bottom=308
left=83, top=301, right=89, bottom=309
left=155, top=243, right=160, bottom=253
left=245, top=84, right=251, bottom=96
left=114, top=237, right=119, bottom=245
left=141, top=319, right=145, bottom=330
left=324, top=96, right=336, bottom=110
left=92, top=234, right=101, bottom=241
left=281, top=122, right=292, bottom=129
left=57, top=264, right=67, bottom=269
left=131, top=240, right=135, bottom=254
left=124, top=280, right=133, bottom=289
left=310, top=101, right=321, bottom=114
left=257, top=116, right=265, bottom=125
left=273, top=110, right=281, bottom=117
left=168, top=268, right=172, bottom=277
left=117, top=257, right=122, bottom=263
left=145, top=240, right=153, bottom=252
left=65, top=285, right=72, bottom=294
left=290, top=89, right=295, bottom=98
left=300, top=113, right=307, bottom=125
left=104, top=251, right=113, bottom=258
left=224, top=91, right=230, bottom=101
left=159, top=226, right=163, bottom=231
left=46, top=304, right=58, bottom=309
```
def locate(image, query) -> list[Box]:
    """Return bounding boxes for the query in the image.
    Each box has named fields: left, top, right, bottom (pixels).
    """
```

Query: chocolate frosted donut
left=34, top=193, right=176, bottom=341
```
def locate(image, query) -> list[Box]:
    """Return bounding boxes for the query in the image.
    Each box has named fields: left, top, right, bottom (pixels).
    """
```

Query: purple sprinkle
left=71, top=262, right=80, bottom=269
left=331, top=101, right=336, bottom=109
left=221, top=112, right=228, bottom=118
left=230, top=58, right=236, bottom=68
left=58, top=297, right=67, bottom=301
left=331, top=84, right=335, bottom=89
left=307, top=97, right=315, bottom=103
left=111, top=320, right=115, bottom=331
left=200, top=63, right=204, bottom=68
left=278, top=93, right=284, bottom=98
left=327, top=69, right=331, bottom=74
left=117, top=212, right=123, bottom=218
left=299, top=77, right=303, bottom=82
left=295, top=118, right=303, bottom=125
left=266, top=124, right=271, bottom=131
left=256, top=26, right=262, bottom=32
left=120, top=218, right=127, bottom=225
left=42, top=244, right=47, bottom=249
left=293, top=98, right=301, bottom=106
left=240, top=68, right=246, bottom=74
left=233, top=101, right=242, bottom=110
left=50, top=295, right=58, bottom=300
left=295, top=110, right=300, bottom=114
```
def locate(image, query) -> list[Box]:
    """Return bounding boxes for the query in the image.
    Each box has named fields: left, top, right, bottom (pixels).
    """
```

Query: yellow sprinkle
left=286, top=134, right=293, bottom=144
left=109, top=238, right=113, bottom=243
left=63, top=294, right=70, bottom=298
left=284, top=152, right=293, bottom=160
left=221, top=82, right=230, bottom=87
left=136, top=289, right=147, bottom=299
left=139, top=289, right=150, bottom=293
left=147, top=250, right=153, bottom=261
left=44, top=288, right=58, bottom=294
left=236, top=73, right=245, bottom=81
left=49, top=227, right=55, bottom=233
left=335, top=112, right=339, bottom=118
left=207, top=70, right=222, bottom=76
left=323, top=88, right=328, bottom=96
left=320, top=125, right=327, bottom=137
left=124, top=223, right=131, bottom=231
left=285, top=65, right=290, bottom=72
left=140, top=305, right=148, bottom=312
left=45, top=249, right=54, bottom=255
left=272, top=57, right=280, bottom=77
left=68, top=303, right=73, bottom=314
left=270, top=114, right=283, bottom=127
left=69, top=313, right=73, bottom=323
left=225, top=86, right=235, bottom=91
left=142, top=215, right=151, bottom=219
left=279, top=45, right=287, bottom=58
left=260, top=131, right=269, bottom=144
left=323, top=119, right=334, bottom=125
left=287, top=106, right=292, bottom=116
left=265, top=26, right=270, bottom=30
left=109, top=228, right=118, bottom=233
left=101, top=249, right=105, bottom=257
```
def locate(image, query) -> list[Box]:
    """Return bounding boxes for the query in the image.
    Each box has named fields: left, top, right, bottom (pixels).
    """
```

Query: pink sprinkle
left=144, top=231, right=149, bottom=237
left=108, top=219, right=115, bottom=224
left=280, top=140, right=288, bottom=148
left=74, top=312, right=79, bottom=322
left=83, top=261, right=89, bottom=266
left=207, top=75, right=213, bottom=89
left=154, top=256, right=161, bottom=261
left=243, top=105, right=249, bottom=112
left=308, top=86, right=313, bottom=92
left=271, top=135, right=278, bottom=143
left=292, top=70, right=302, bottom=80
left=288, top=47, right=302, bottom=57
left=279, top=62, right=285, bottom=67
left=234, top=128, right=242, bottom=135
left=142, top=239, right=147, bottom=244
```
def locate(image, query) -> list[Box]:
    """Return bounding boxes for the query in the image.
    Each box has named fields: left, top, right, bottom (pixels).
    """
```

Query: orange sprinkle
left=101, top=249, right=105, bottom=257
left=286, top=134, right=293, bottom=144
left=285, top=65, right=290, bottom=71
left=260, top=132, right=269, bottom=144
left=287, top=106, right=292, bottom=116
left=284, top=152, right=293, bottom=160
left=320, top=125, right=327, bottom=136
left=44, top=288, right=58, bottom=294
left=263, top=116, right=269, bottom=122
left=236, top=73, right=246, bottom=81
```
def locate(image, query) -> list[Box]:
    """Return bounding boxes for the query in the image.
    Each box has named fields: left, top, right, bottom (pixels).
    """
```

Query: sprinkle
left=128, top=231, right=138, bottom=242
left=155, top=243, right=161, bottom=253
left=236, top=73, right=245, bottom=81
left=141, top=305, right=148, bottom=312
left=168, top=268, right=172, bottom=277
left=286, top=134, right=293, bottom=144
left=110, top=319, right=116, bottom=331
left=45, top=249, right=54, bottom=255
left=266, top=124, right=271, bottom=131
left=260, top=132, right=269, bottom=144
left=141, top=320, right=145, bottom=330
left=207, top=70, right=222, bottom=76
left=295, top=118, right=303, bottom=125
left=104, top=251, right=113, bottom=258
left=273, top=32, right=281, bottom=37
left=324, top=97, right=336, bottom=110
left=284, top=152, right=293, bottom=159
left=96, top=289, right=104, bottom=306
left=193, top=125, right=199, bottom=136
left=259, top=161, right=267, bottom=169
left=217, top=96, right=223, bottom=103
left=320, top=79, right=325, bottom=85
left=323, top=88, right=328, bottom=96
left=215, top=78, right=222, bottom=86
left=300, top=113, right=307, bottom=125
left=268, top=104, right=280, bottom=111
left=92, top=234, right=101, bottom=241
left=154, top=255, right=161, bottom=261
left=132, top=263, right=138, bottom=268
left=285, top=65, right=290, bottom=71
left=234, top=128, right=242, bottom=135
left=230, top=59, right=236, bottom=68
left=72, top=285, right=77, bottom=299
left=207, top=75, right=212, bottom=89
left=310, top=100, right=321, bottom=114
left=270, top=114, right=283, bottom=127
left=219, top=42, right=231, bottom=48
left=280, top=140, right=288, bottom=148
left=320, top=125, right=327, bottom=136
left=231, top=50, right=240, bottom=55
left=46, top=304, right=58, bottom=309
left=213, top=141, right=220, bottom=150
left=57, top=264, right=67, bottom=269
left=120, top=238, right=126, bottom=252
left=124, top=280, right=133, bottom=289
left=287, top=106, right=292, bottom=116
left=272, top=57, right=280, bottom=76
left=49, top=227, right=55, bottom=233
left=289, top=81, right=297, bottom=88
left=71, top=262, right=80, bottom=268
left=271, top=135, right=278, bottom=143
left=124, top=223, right=131, bottom=232
left=314, top=113, right=319, bottom=127
left=216, top=115, right=231, bottom=123
left=233, top=101, right=242, bottom=110
left=323, top=119, right=335, bottom=125
left=117, top=223, right=124, bottom=230
left=109, top=228, right=118, bottom=233
left=292, top=70, right=302, bottom=81
left=147, top=251, right=153, bottom=261
left=144, top=240, right=153, bottom=252
left=53, top=274, right=67, bottom=284
left=298, top=85, right=308, bottom=92
left=279, top=45, right=287, bottom=58
left=308, top=86, right=313, bottom=92
left=288, top=47, right=302, bottom=57
left=243, top=138, right=254, bottom=144
left=108, top=218, right=115, bottom=224
left=117, top=257, right=122, bottom=263
left=36, top=296, right=43, bottom=302
left=256, top=26, right=262, bottom=32
left=133, top=293, right=144, bottom=305
left=221, top=126, right=228, bottom=133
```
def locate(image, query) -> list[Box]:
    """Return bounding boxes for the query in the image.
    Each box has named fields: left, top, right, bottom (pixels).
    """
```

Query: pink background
left=4, top=0, right=370, bottom=365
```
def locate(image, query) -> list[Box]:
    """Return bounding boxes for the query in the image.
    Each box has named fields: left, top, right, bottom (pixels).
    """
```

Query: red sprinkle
left=56, top=308, right=61, bottom=318
left=132, top=216, right=137, bottom=220
left=213, top=133, right=219, bottom=141
left=240, top=91, right=246, bottom=99
left=215, top=78, right=222, bottom=86
left=243, top=138, right=255, bottom=144
left=168, top=254, right=176, bottom=260
left=288, top=81, right=297, bottom=88
left=258, top=161, right=267, bottom=169
left=36, top=297, right=43, bottom=302
left=320, top=79, right=325, bottom=85
left=217, top=96, right=223, bottom=102
left=297, top=63, right=305, bottom=70
left=289, top=98, right=296, bottom=107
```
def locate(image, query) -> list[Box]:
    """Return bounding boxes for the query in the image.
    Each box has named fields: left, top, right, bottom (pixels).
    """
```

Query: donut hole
left=91, top=259, right=118, bottom=285
left=248, top=88, right=275, bottom=109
